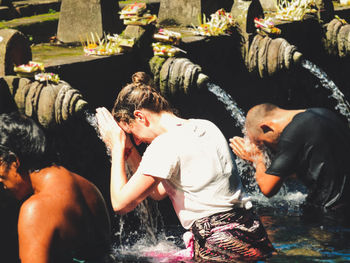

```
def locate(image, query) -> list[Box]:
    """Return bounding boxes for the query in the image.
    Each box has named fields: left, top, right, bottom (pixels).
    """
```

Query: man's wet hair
left=0, top=112, right=51, bottom=173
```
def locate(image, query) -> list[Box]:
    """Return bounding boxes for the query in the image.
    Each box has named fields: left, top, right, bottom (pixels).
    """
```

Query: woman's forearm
left=110, top=148, right=128, bottom=211
left=125, top=146, right=141, bottom=174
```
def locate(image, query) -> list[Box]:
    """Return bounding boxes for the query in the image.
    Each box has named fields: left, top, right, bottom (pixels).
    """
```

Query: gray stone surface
left=0, top=29, right=32, bottom=77
left=57, top=0, right=122, bottom=44
left=158, top=0, right=233, bottom=26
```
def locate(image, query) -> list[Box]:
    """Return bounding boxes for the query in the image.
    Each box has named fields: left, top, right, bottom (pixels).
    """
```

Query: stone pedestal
left=57, top=0, right=122, bottom=44
left=158, top=0, right=233, bottom=26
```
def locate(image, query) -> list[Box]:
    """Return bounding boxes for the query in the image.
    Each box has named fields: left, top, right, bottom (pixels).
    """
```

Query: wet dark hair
left=0, top=112, right=51, bottom=173
left=112, top=82, right=174, bottom=123
left=131, top=71, right=154, bottom=87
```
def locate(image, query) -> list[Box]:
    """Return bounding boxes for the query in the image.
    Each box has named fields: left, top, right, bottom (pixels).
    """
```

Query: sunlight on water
left=84, top=110, right=98, bottom=128
left=84, top=110, right=101, bottom=139
left=236, top=137, right=307, bottom=213
left=84, top=110, right=112, bottom=156
left=251, top=188, right=307, bottom=213
left=301, top=59, right=350, bottom=124
left=112, top=237, right=190, bottom=263
left=207, top=83, right=246, bottom=129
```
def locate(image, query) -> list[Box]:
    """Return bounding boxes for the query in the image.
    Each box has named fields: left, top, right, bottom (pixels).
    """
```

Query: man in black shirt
left=230, top=103, right=350, bottom=216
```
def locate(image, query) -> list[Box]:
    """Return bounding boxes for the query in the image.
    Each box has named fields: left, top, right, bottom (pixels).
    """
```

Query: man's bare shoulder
left=39, top=165, right=76, bottom=184
left=19, top=167, right=79, bottom=222
left=35, top=166, right=92, bottom=196
left=39, top=166, right=95, bottom=189
left=18, top=194, right=59, bottom=233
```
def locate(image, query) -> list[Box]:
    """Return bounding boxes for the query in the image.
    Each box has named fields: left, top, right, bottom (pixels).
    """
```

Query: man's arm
left=229, top=136, right=284, bottom=197
left=251, top=152, right=285, bottom=197
left=18, top=198, right=55, bottom=263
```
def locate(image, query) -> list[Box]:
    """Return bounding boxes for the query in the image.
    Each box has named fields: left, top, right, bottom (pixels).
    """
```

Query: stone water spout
left=324, top=18, right=350, bottom=58
left=149, top=56, right=209, bottom=97
left=0, top=76, right=88, bottom=128
left=246, top=34, right=303, bottom=78
left=230, top=0, right=302, bottom=77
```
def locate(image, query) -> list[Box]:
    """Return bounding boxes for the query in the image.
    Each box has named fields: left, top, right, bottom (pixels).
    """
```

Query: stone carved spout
left=324, top=18, right=350, bottom=58
left=1, top=76, right=88, bottom=128
left=150, top=56, right=209, bottom=97
left=246, top=35, right=303, bottom=78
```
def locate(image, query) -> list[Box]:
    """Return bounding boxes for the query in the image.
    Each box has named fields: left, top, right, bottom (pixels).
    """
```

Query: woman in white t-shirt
left=96, top=78, right=275, bottom=262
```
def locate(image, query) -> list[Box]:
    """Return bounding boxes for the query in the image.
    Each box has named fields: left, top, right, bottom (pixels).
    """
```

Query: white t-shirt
left=136, top=119, right=251, bottom=229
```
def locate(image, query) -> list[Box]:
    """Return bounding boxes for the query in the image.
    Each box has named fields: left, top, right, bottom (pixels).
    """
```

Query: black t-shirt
left=266, top=108, right=350, bottom=210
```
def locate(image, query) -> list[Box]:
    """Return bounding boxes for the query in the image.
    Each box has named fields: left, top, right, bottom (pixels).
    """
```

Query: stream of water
left=207, top=83, right=246, bottom=130
left=301, top=59, right=350, bottom=125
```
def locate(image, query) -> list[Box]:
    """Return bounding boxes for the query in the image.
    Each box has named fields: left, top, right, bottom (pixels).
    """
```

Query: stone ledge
left=0, top=13, right=59, bottom=43
left=1, top=0, right=61, bottom=20
left=0, top=12, right=59, bottom=28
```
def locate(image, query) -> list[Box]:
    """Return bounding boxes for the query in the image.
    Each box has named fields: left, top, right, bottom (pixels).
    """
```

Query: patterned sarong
left=190, top=207, right=275, bottom=262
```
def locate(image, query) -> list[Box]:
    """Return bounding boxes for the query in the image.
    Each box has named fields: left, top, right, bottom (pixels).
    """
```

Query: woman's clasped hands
left=95, top=107, right=132, bottom=154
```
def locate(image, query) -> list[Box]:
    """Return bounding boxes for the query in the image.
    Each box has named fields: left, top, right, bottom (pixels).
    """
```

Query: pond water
left=110, top=184, right=350, bottom=262
left=83, top=57, right=350, bottom=263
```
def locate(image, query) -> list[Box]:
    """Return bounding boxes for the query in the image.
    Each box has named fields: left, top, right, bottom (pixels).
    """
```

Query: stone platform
left=0, top=0, right=61, bottom=20
left=1, top=0, right=350, bottom=110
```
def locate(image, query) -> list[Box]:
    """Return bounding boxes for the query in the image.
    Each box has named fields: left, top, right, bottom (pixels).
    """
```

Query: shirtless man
left=230, top=103, right=350, bottom=217
left=0, top=112, right=111, bottom=263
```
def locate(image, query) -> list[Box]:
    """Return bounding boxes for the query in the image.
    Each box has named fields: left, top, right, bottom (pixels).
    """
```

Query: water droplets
left=84, top=110, right=112, bottom=157
left=301, top=59, right=350, bottom=124
left=207, top=83, right=246, bottom=129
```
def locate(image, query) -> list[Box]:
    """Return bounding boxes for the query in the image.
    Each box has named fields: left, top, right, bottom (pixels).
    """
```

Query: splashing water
left=250, top=169, right=307, bottom=215
left=206, top=83, right=307, bottom=210
left=84, top=110, right=180, bottom=260
left=84, top=110, right=113, bottom=156
left=301, top=59, right=350, bottom=124
left=233, top=136, right=306, bottom=214
left=84, top=110, right=102, bottom=138
left=235, top=136, right=274, bottom=192
left=207, top=83, right=246, bottom=129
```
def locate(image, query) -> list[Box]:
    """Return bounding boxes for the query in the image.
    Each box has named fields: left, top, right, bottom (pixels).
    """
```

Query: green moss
left=0, top=22, right=7, bottom=28
left=31, top=44, right=85, bottom=63
left=149, top=55, right=166, bottom=88
left=149, top=56, right=166, bottom=73
left=0, top=13, right=59, bottom=30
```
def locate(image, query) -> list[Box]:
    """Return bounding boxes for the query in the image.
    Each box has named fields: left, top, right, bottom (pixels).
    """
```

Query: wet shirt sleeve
left=266, top=131, right=303, bottom=179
